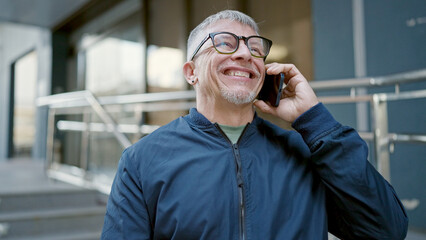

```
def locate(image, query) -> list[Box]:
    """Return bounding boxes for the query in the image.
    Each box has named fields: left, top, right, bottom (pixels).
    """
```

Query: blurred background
left=0, top=0, right=425, bottom=239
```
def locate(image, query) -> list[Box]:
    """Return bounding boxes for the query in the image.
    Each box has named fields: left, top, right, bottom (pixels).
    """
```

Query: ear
left=183, top=61, right=198, bottom=85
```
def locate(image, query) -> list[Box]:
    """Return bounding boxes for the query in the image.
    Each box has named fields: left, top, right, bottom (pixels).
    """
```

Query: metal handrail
left=56, top=120, right=160, bottom=135
left=39, top=68, right=426, bottom=190
left=38, top=90, right=132, bottom=149
left=37, top=90, right=197, bottom=109
left=309, top=68, right=426, bottom=90
left=37, top=69, right=426, bottom=109
left=36, top=68, right=426, bottom=151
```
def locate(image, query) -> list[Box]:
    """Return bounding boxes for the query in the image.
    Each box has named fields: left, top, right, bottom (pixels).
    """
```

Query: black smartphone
left=258, top=73, right=285, bottom=107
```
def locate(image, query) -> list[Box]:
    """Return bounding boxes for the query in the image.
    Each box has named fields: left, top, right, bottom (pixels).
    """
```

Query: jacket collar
left=186, top=108, right=262, bottom=128
left=185, top=108, right=212, bottom=128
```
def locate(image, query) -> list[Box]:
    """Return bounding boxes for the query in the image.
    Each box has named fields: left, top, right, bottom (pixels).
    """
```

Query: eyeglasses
left=190, top=32, right=273, bottom=61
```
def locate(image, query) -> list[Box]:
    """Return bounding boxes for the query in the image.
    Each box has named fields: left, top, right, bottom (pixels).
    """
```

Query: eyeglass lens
left=212, top=33, right=269, bottom=57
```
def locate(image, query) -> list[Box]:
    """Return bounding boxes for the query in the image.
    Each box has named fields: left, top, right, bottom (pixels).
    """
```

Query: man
left=102, top=10, right=408, bottom=239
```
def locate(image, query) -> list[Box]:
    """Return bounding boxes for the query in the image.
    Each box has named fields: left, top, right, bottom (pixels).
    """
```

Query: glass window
left=85, top=36, right=143, bottom=95
left=147, top=45, right=185, bottom=91
left=146, top=0, right=187, bottom=93
left=13, top=50, right=38, bottom=158
left=84, top=12, right=144, bottom=96
left=145, top=0, right=189, bottom=125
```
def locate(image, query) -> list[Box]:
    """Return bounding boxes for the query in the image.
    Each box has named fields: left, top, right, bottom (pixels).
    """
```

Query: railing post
left=372, top=95, right=391, bottom=182
left=80, top=109, right=91, bottom=171
left=46, top=108, right=56, bottom=169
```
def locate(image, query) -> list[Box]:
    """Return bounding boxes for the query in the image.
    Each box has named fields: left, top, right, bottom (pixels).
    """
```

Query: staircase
left=0, top=159, right=107, bottom=240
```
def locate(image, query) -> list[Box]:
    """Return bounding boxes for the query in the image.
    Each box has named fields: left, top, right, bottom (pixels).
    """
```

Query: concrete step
left=0, top=189, right=105, bottom=214
left=4, top=231, right=101, bottom=240
left=0, top=206, right=105, bottom=239
left=0, top=160, right=107, bottom=239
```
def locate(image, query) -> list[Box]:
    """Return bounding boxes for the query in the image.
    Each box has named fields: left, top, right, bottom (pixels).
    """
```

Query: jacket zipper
left=233, top=144, right=246, bottom=240
left=215, top=123, right=249, bottom=240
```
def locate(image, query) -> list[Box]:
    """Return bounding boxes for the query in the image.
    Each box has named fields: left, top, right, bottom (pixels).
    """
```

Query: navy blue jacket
left=102, top=103, right=408, bottom=240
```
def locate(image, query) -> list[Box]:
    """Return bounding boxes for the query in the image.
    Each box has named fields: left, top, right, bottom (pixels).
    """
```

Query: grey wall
left=0, top=22, right=51, bottom=160
left=312, top=0, right=426, bottom=231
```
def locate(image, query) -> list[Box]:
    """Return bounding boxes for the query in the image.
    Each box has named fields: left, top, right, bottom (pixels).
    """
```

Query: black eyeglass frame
left=189, top=32, right=273, bottom=61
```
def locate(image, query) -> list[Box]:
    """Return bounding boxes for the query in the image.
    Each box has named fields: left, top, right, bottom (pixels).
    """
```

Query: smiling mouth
left=224, top=70, right=252, bottom=78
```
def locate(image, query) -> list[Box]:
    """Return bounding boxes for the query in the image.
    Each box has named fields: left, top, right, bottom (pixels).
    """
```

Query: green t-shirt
left=218, top=124, right=246, bottom=144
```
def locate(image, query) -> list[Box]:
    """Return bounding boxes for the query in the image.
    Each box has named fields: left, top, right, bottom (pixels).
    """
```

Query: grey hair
left=186, top=10, right=259, bottom=61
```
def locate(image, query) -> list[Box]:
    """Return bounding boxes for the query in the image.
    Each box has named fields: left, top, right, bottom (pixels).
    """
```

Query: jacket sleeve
left=101, top=149, right=152, bottom=240
left=292, top=103, right=408, bottom=240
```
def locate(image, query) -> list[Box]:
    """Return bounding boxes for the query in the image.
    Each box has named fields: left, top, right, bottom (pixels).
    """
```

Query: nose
left=231, top=39, right=252, bottom=61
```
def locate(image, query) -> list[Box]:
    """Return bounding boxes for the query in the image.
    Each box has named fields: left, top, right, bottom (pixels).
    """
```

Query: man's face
left=194, top=20, right=265, bottom=105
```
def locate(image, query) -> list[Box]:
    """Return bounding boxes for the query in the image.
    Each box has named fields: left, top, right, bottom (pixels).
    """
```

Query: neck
left=197, top=97, right=255, bottom=126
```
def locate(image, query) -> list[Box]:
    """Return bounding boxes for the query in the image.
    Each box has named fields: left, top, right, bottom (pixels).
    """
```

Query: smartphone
left=258, top=73, right=285, bottom=107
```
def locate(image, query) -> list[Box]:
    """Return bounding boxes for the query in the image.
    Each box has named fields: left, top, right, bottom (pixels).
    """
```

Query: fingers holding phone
left=255, top=63, right=319, bottom=123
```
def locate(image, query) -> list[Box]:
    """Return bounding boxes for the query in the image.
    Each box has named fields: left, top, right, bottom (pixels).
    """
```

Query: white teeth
left=226, top=71, right=250, bottom=78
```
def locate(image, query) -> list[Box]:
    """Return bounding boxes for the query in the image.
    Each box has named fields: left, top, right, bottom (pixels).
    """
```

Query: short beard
left=220, top=86, right=257, bottom=105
